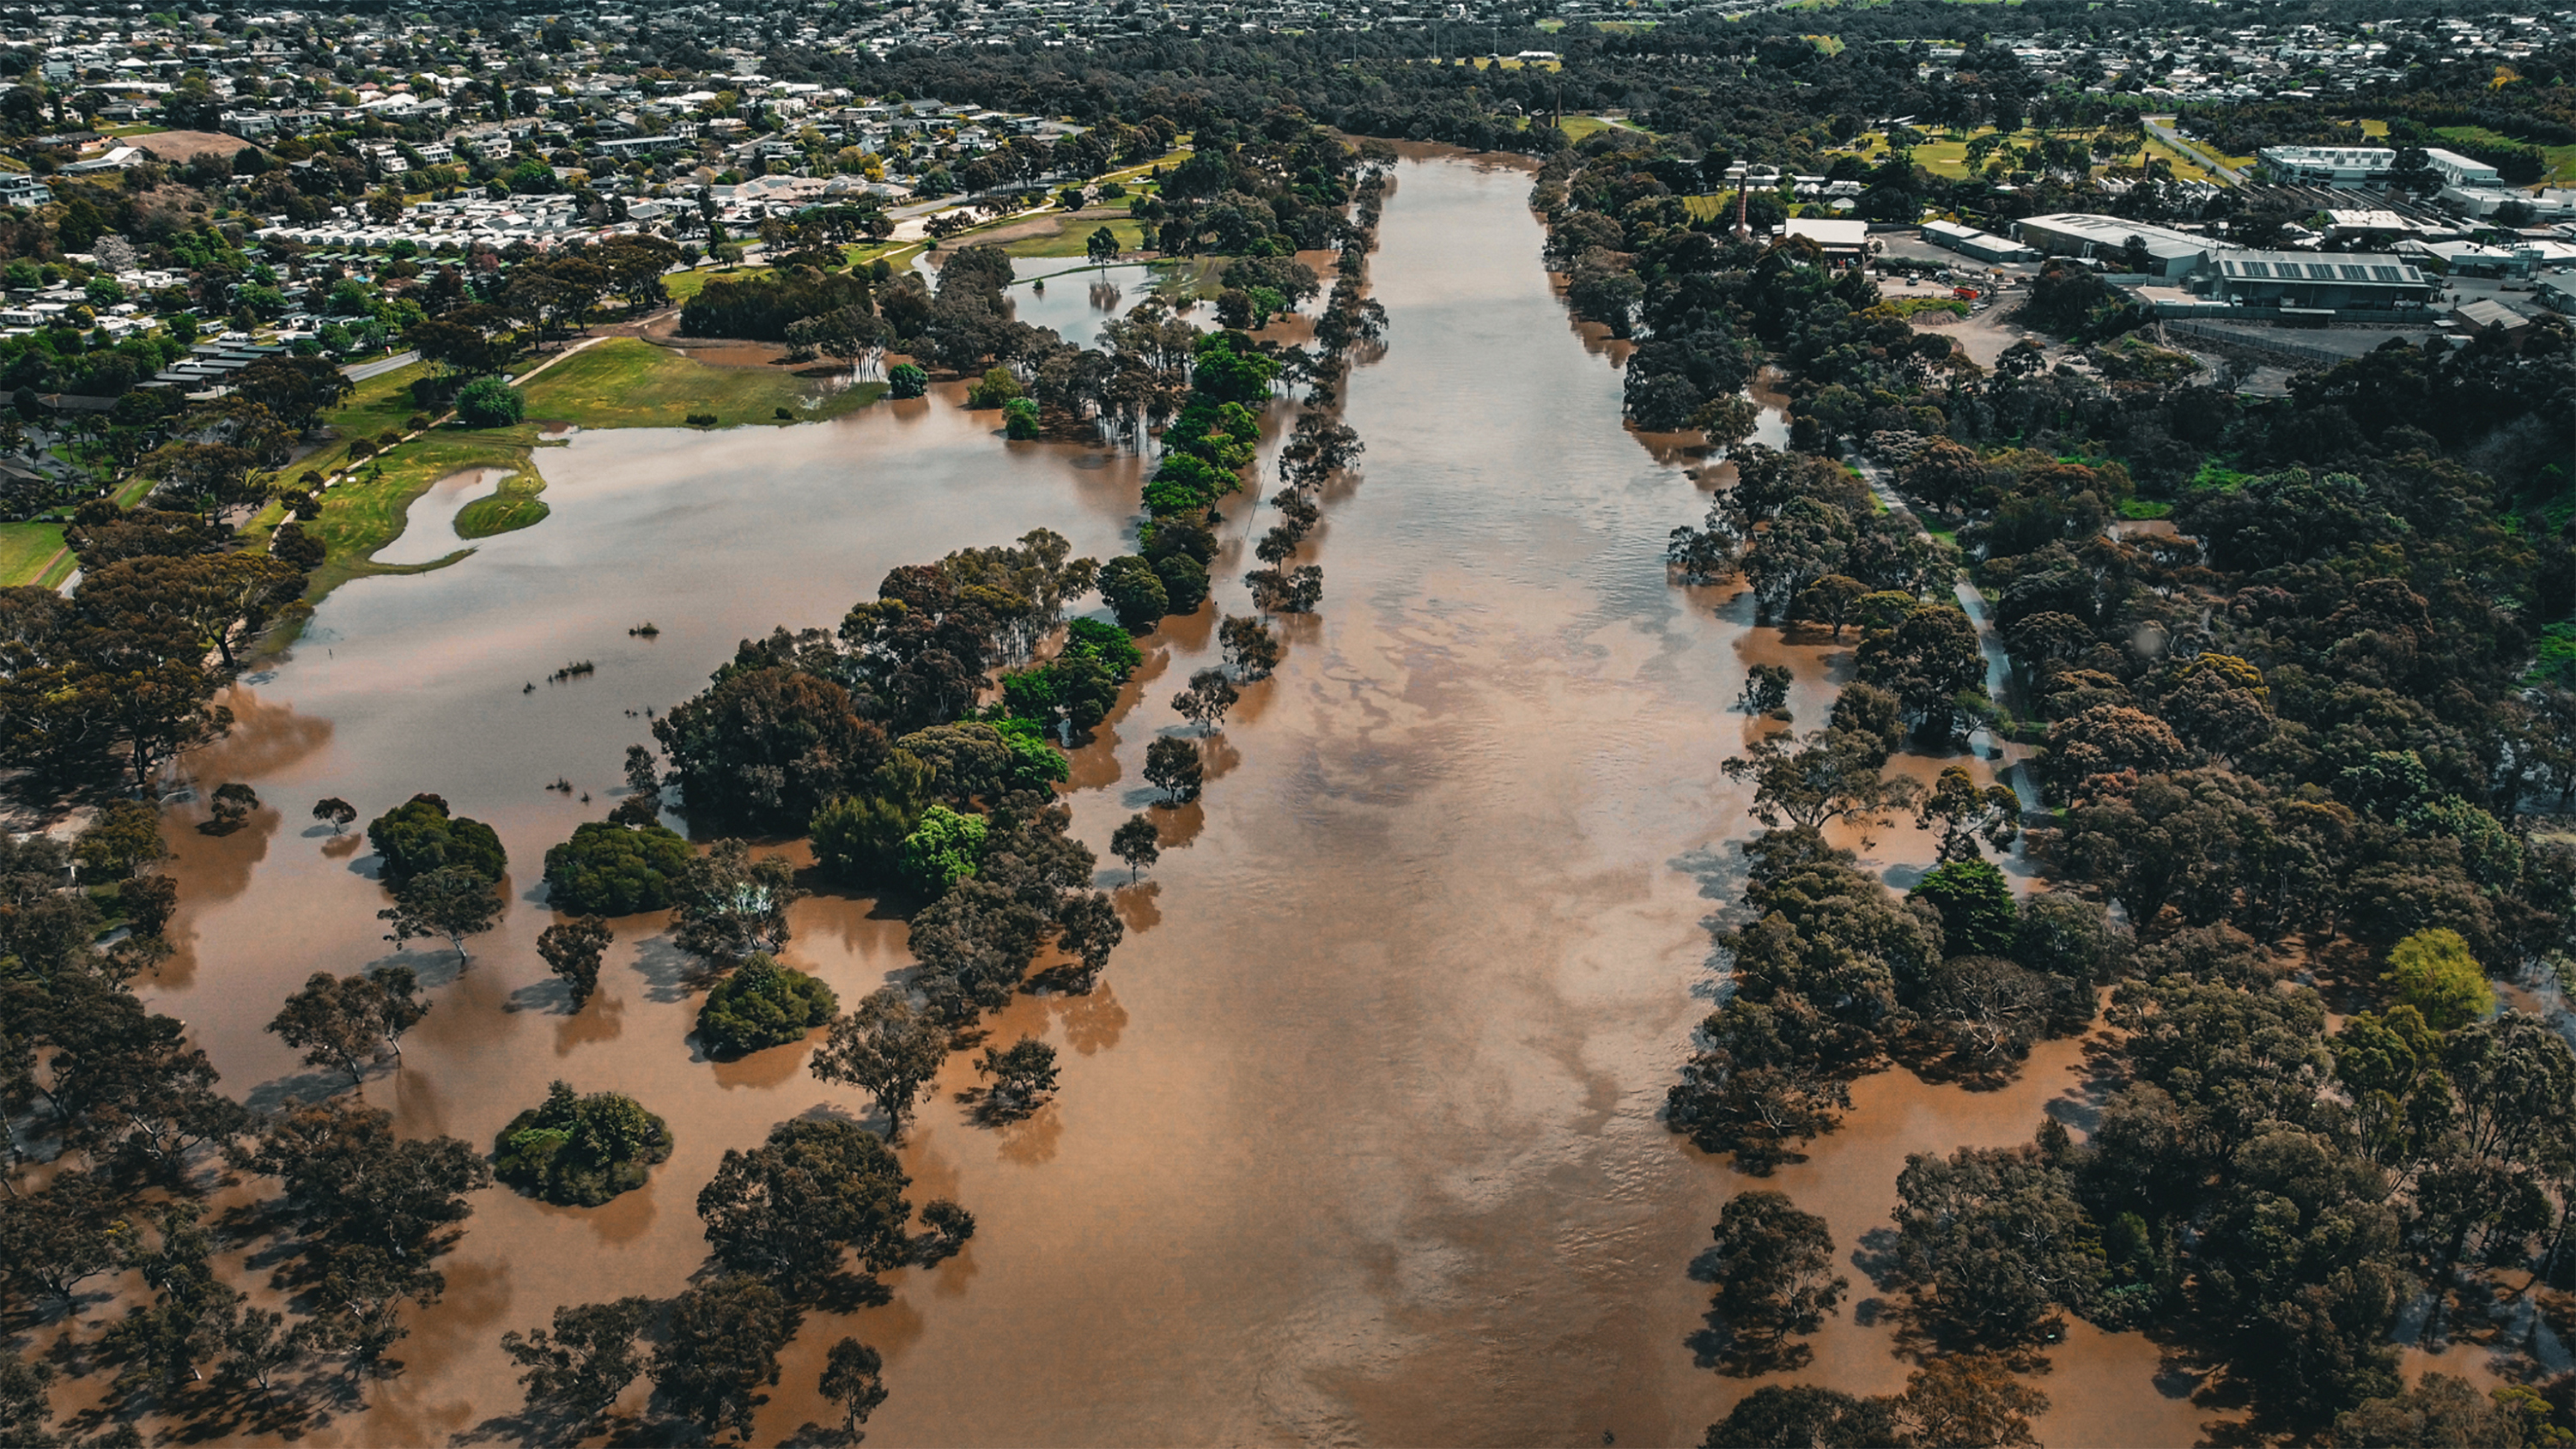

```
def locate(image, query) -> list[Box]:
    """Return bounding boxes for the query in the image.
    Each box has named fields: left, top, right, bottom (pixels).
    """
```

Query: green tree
left=1703, top=1190, right=1847, bottom=1374
left=1111, top=814, right=1160, bottom=882
left=0, top=1169, right=119, bottom=1310
left=311, top=796, right=357, bottom=834
left=899, top=803, right=987, bottom=896
left=1003, top=396, right=1042, bottom=440
left=1097, top=555, right=1169, bottom=632
left=204, top=781, right=259, bottom=834
left=2382, top=928, right=2492, bottom=1031
left=1703, top=1385, right=1903, bottom=1449
left=1917, top=765, right=2022, bottom=863
left=542, top=820, right=693, bottom=915
left=651, top=1277, right=796, bottom=1444
left=538, top=915, right=616, bottom=1009
left=811, top=988, right=950, bottom=1142
left=670, top=838, right=803, bottom=962
left=695, top=954, right=837, bottom=1057
left=1911, top=858, right=2019, bottom=959
left=501, top=1296, right=659, bottom=1434
left=1890, top=1142, right=2099, bottom=1349
left=887, top=361, right=928, bottom=398
left=975, top=1035, right=1058, bottom=1119
left=1722, top=726, right=1921, bottom=841
left=366, top=793, right=507, bottom=885
left=653, top=667, right=886, bottom=830
left=454, top=376, right=525, bottom=427
left=74, top=797, right=167, bottom=879
left=379, top=863, right=506, bottom=962
left=820, top=1337, right=889, bottom=1437
left=493, top=1081, right=674, bottom=1206
left=1145, top=736, right=1202, bottom=803
left=266, top=966, right=429, bottom=1087
left=696, top=1116, right=913, bottom=1296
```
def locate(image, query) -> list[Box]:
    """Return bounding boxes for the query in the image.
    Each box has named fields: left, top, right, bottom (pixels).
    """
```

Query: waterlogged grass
left=455, top=489, right=549, bottom=539
left=517, top=338, right=885, bottom=429
left=295, top=427, right=546, bottom=604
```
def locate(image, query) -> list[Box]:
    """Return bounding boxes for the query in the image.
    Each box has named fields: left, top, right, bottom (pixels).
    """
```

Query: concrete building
left=1922, top=219, right=2038, bottom=263
left=2013, top=213, right=2220, bottom=279
left=1783, top=217, right=1872, bottom=263
left=2204, top=249, right=2435, bottom=315
left=2257, top=144, right=2396, bottom=187
left=2422, top=147, right=2501, bottom=188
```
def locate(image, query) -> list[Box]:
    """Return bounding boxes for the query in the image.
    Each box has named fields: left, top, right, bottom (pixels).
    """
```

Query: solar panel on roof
left=2370, top=266, right=2401, bottom=282
left=2306, top=264, right=2336, bottom=279
left=2339, top=265, right=2368, bottom=281
left=2241, top=261, right=2267, bottom=277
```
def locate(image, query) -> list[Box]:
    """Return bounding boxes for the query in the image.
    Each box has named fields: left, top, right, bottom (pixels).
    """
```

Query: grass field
left=517, top=337, right=885, bottom=430
left=1558, top=115, right=1625, bottom=142
left=1000, top=216, right=1148, bottom=259
left=2433, top=124, right=2576, bottom=185
left=664, top=264, right=777, bottom=303
left=289, top=360, right=435, bottom=485
left=2141, top=135, right=2222, bottom=183
left=0, top=520, right=68, bottom=586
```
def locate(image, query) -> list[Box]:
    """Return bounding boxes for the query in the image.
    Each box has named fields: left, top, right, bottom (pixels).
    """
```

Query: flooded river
left=149, top=155, right=2200, bottom=1446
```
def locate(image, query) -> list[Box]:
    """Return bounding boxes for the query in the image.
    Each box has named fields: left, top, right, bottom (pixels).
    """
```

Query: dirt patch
left=127, top=129, right=254, bottom=161
left=1919, top=302, right=2047, bottom=368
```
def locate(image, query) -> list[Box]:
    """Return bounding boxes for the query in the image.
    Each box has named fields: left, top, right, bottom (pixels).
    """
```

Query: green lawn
left=286, top=360, right=435, bottom=486
left=516, top=337, right=885, bottom=430
left=0, top=519, right=68, bottom=587
left=1558, top=115, right=1622, bottom=142
left=1001, top=216, right=1148, bottom=259
left=664, top=264, right=775, bottom=303
left=2433, top=124, right=2576, bottom=185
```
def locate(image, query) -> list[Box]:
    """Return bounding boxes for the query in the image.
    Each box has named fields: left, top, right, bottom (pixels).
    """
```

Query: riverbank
left=238, top=336, right=890, bottom=648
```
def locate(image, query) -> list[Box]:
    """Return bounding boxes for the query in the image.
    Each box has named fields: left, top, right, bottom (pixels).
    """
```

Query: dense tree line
left=1537, top=92, right=2576, bottom=1440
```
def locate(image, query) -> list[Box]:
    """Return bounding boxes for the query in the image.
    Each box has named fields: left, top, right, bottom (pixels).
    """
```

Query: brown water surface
left=148, top=156, right=2200, bottom=1446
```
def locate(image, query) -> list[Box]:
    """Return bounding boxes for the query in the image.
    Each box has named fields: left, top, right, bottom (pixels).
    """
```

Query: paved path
left=1850, top=452, right=2041, bottom=809
left=342, top=349, right=420, bottom=382
left=2145, top=118, right=2245, bottom=184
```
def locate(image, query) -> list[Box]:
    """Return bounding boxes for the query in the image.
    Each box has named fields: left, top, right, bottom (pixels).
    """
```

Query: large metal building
left=2010, top=214, right=2220, bottom=279
left=2202, top=251, right=2437, bottom=317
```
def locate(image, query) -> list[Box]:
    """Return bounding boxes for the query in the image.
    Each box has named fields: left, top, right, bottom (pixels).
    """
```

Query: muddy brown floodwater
left=146, top=155, right=2202, bottom=1446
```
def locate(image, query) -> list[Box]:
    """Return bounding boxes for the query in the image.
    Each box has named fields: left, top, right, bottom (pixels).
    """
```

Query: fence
left=2158, top=318, right=2353, bottom=367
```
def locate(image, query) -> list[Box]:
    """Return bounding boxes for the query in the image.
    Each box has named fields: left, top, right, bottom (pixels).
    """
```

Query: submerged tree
left=811, top=988, right=949, bottom=1142
left=379, top=864, right=505, bottom=963
left=265, top=965, right=428, bottom=1088
left=1701, top=1191, right=1847, bottom=1374
left=538, top=915, right=615, bottom=1009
